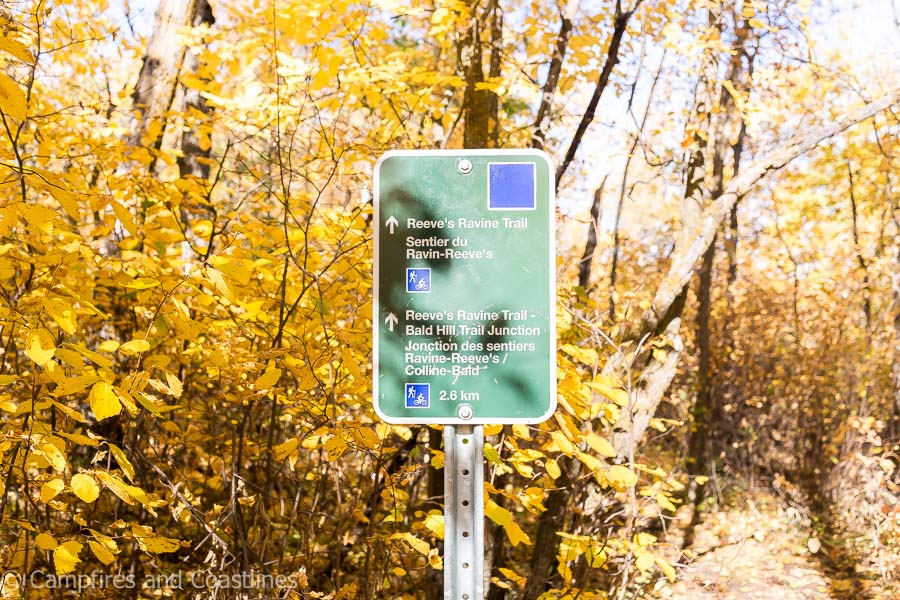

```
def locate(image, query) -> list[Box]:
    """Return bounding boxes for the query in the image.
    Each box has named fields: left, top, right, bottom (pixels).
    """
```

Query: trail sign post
left=372, top=149, right=556, bottom=599
left=373, top=150, right=556, bottom=424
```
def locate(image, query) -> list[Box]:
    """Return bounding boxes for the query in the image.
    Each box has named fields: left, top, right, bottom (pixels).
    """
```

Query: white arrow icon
left=385, top=215, right=399, bottom=234
left=384, top=312, right=399, bottom=332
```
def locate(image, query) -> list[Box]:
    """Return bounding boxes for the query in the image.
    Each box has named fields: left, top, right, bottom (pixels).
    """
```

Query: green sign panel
left=373, top=150, right=556, bottom=424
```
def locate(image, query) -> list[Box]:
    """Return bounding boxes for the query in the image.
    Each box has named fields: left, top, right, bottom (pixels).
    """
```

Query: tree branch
left=638, top=87, right=900, bottom=338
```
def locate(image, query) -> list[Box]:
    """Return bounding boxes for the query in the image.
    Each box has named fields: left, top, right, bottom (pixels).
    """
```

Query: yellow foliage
left=71, top=473, right=100, bottom=503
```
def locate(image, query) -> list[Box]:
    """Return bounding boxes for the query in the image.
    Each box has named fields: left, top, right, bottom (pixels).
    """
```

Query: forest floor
left=650, top=479, right=897, bottom=600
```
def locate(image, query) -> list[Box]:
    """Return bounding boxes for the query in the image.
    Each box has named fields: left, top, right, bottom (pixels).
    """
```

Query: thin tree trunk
left=579, top=178, right=607, bottom=291
left=522, top=465, right=575, bottom=600
left=130, top=0, right=206, bottom=168
left=487, top=0, right=503, bottom=147
left=608, top=49, right=666, bottom=317
left=461, top=0, right=491, bottom=148
left=847, top=162, right=872, bottom=329
left=555, top=0, right=643, bottom=189
left=177, top=0, right=215, bottom=180
left=687, top=236, right=716, bottom=473
left=532, top=0, right=579, bottom=149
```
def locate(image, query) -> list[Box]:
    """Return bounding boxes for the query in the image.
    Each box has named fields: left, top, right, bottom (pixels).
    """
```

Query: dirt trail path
left=652, top=488, right=838, bottom=599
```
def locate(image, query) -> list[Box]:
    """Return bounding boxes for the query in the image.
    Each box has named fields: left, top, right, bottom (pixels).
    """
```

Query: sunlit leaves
left=88, top=382, right=122, bottom=421
left=35, top=533, right=58, bottom=551
left=119, top=339, right=150, bottom=355
left=0, top=73, right=26, bottom=120
left=486, top=499, right=531, bottom=547
left=53, top=541, right=83, bottom=574
left=605, top=465, right=639, bottom=492
left=40, top=478, right=65, bottom=503
left=0, top=34, right=33, bottom=63
left=25, top=329, right=55, bottom=366
left=132, top=525, right=182, bottom=554
left=44, top=298, right=78, bottom=334
left=253, top=364, right=282, bottom=391
left=71, top=473, right=100, bottom=503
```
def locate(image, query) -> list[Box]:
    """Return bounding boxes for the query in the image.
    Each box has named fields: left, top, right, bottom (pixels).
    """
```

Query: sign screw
left=457, top=159, right=473, bottom=175
left=457, top=404, right=473, bottom=420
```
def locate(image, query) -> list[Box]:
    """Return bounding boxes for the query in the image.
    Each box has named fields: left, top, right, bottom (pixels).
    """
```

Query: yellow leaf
left=40, top=478, right=65, bottom=502
left=0, top=35, right=33, bottom=63
left=748, top=17, right=766, bottom=28
left=584, top=432, right=616, bottom=458
left=505, top=521, right=531, bottom=546
left=72, top=344, right=112, bottom=369
left=107, top=443, right=135, bottom=482
left=89, top=541, right=116, bottom=565
left=89, top=528, right=118, bottom=550
left=53, top=541, right=83, bottom=574
left=549, top=430, right=574, bottom=457
left=95, top=472, right=132, bottom=504
left=428, top=548, right=443, bottom=569
left=57, top=430, right=98, bottom=446
left=132, top=526, right=182, bottom=554
left=119, top=339, right=150, bottom=355
left=38, top=441, right=67, bottom=472
left=25, top=329, right=56, bottom=366
left=560, top=344, right=598, bottom=367
left=164, top=372, right=183, bottom=399
left=606, top=465, right=638, bottom=491
left=656, top=492, right=677, bottom=512
left=635, top=551, right=655, bottom=572
left=430, top=449, right=444, bottom=469
left=272, top=438, right=299, bottom=462
left=545, top=458, right=561, bottom=479
left=656, top=556, right=676, bottom=582
left=483, top=424, right=503, bottom=436
left=44, top=298, right=78, bottom=335
left=125, top=277, right=159, bottom=290
left=35, top=533, right=58, bottom=550
left=485, top=498, right=530, bottom=544
left=208, top=256, right=252, bottom=285
left=390, top=532, right=430, bottom=556
left=512, top=424, right=531, bottom=440
left=586, top=380, right=629, bottom=406
left=424, top=513, right=444, bottom=539
left=485, top=498, right=513, bottom=527
left=98, top=340, right=120, bottom=352
left=254, top=365, right=282, bottom=390
left=48, top=185, right=79, bottom=219
left=111, top=200, right=137, bottom=236
left=89, top=382, right=122, bottom=421
left=575, top=450, right=604, bottom=474
left=0, top=73, right=26, bottom=120
left=71, top=473, right=100, bottom=503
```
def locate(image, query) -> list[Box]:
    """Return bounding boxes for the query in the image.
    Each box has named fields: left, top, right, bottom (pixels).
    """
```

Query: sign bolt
left=457, top=404, right=473, bottom=420
left=457, top=159, right=473, bottom=175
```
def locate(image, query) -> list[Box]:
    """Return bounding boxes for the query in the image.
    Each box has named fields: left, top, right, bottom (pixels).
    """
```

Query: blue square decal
left=406, top=268, right=431, bottom=293
left=405, top=383, right=430, bottom=408
left=489, top=163, right=536, bottom=210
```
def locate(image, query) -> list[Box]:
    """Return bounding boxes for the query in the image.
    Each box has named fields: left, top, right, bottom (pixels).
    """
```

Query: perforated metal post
left=443, top=425, right=484, bottom=600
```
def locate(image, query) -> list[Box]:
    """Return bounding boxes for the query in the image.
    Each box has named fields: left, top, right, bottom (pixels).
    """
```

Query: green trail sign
left=373, top=150, right=556, bottom=424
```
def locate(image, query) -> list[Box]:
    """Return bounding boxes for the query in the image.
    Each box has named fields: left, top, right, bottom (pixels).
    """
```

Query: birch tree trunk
left=130, top=0, right=211, bottom=167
